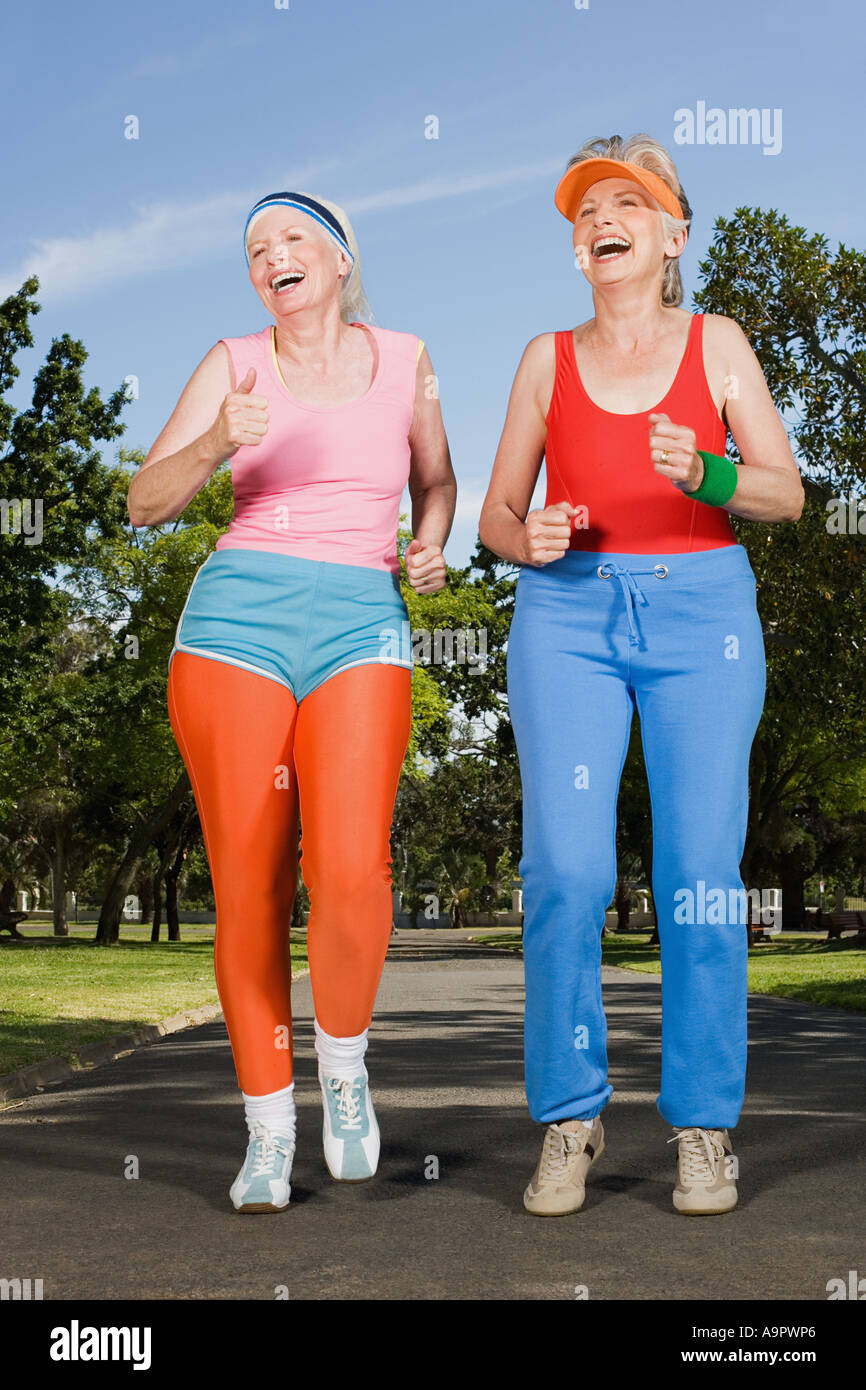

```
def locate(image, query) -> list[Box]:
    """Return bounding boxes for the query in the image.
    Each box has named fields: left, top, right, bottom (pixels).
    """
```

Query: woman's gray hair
left=564, top=133, right=692, bottom=306
left=294, top=191, right=376, bottom=325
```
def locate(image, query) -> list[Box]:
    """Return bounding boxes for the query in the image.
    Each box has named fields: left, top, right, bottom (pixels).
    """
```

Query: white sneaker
left=669, top=1127, right=738, bottom=1214
left=320, top=1071, right=380, bottom=1181
left=229, top=1122, right=295, bottom=1213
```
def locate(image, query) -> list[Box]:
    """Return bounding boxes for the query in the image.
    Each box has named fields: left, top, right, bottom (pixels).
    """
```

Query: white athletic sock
left=242, top=1082, right=296, bottom=1142
left=314, top=1018, right=368, bottom=1080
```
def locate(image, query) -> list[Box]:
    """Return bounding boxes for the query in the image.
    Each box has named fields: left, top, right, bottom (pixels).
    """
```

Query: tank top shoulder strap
left=218, top=328, right=271, bottom=394
left=364, top=324, right=419, bottom=409
left=547, top=328, right=578, bottom=422
left=674, top=312, right=727, bottom=450
left=680, top=311, right=703, bottom=373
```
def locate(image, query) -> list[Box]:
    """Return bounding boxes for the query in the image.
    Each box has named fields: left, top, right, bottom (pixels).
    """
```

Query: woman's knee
left=304, top=858, right=393, bottom=922
left=521, top=845, right=615, bottom=916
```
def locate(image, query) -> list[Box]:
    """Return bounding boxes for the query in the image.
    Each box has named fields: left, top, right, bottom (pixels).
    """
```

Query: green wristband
left=686, top=450, right=738, bottom=506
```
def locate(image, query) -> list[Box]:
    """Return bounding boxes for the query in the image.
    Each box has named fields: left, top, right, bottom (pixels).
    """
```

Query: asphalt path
left=1, top=931, right=863, bottom=1300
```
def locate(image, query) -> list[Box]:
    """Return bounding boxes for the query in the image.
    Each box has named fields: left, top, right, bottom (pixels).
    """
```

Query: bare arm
left=407, top=345, right=456, bottom=550
left=127, top=343, right=267, bottom=527
left=479, top=335, right=574, bottom=566
left=709, top=314, right=805, bottom=522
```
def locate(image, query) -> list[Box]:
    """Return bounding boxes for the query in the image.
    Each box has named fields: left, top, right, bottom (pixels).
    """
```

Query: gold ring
left=660, top=449, right=670, bottom=465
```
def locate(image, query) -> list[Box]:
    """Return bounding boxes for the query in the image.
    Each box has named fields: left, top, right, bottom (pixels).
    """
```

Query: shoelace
left=328, top=1076, right=363, bottom=1131
left=248, top=1123, right=294, bottom=1179
left=538, top=1123, right=589, bottom=1183
left=667, top=1127, right=725, bottom=1181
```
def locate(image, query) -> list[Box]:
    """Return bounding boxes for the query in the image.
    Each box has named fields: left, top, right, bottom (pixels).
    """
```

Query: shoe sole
left=673, top=1192, right=738, bottom=1216
left=232, top=1201, right=290, bottom=1214
left=523, top=1135, right=605, bottom=1217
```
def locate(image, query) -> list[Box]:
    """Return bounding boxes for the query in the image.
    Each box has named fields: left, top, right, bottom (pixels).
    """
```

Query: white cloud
left=1, top=157, right=565, bottom=303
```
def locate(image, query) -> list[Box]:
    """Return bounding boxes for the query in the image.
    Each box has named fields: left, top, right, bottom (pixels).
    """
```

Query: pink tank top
left=215, top=323, right=423, bottom=574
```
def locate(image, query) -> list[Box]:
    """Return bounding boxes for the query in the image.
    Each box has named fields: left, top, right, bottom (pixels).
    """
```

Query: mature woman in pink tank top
left=127, top=192, right=456, bottom=1212
left=481, top=134, right=804, bottom=1218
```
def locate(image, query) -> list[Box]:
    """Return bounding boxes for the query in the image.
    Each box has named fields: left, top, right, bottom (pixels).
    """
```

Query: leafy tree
left=0, top=280, right=128, bottom=712
left=695, top=208, right=866, bottom=923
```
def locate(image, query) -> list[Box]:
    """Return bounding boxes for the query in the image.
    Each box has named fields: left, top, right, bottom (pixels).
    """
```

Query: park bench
left=0, top=906, right=27, bottom=938
left=748, top=920, right=776, bottom=942
left=0, top=878, right=27, bottom=938
left=816, top=910, right=866, bottom=942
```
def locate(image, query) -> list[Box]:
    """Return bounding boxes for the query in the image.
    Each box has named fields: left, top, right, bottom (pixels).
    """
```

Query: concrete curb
left=0, top=969, right=311, bottom=1107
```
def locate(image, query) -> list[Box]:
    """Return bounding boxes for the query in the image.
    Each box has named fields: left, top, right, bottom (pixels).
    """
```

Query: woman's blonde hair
left=293, top=191, right=376, bottom=325
left=564, top=133, right=692, bottom=306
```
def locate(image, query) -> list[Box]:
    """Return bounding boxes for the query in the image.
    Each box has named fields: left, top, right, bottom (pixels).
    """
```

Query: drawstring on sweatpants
left=596, top=562, right=669, bottom=646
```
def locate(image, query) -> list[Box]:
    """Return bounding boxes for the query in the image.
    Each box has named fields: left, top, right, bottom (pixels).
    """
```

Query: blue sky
left=3, top=0, right=862, bottom=565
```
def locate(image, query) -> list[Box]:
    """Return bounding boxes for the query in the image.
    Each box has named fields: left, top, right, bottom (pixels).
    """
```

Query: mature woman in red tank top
left=481, top=133, right=803, bottom=1218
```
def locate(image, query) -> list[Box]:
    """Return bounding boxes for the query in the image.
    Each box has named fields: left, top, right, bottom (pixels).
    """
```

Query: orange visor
left=555, top=157, right=685, bottom=222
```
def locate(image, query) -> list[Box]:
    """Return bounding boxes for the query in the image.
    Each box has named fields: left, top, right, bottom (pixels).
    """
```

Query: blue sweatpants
left=505, top=544, right=766, bottom=1130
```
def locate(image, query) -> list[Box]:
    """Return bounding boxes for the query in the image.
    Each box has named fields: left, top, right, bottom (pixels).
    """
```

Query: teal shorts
left=169, top=548, right=413, bottom=702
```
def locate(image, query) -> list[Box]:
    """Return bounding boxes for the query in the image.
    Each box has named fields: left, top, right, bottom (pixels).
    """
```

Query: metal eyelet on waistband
left=653, top=565, right=669, bottom=579
left=597, top=564, right=613, bottom=579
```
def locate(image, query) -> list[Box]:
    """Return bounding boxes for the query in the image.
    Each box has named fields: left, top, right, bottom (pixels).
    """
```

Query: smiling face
left=572, top=176, right=685, bottom=292
left=246, top=206, right=350, bottom=317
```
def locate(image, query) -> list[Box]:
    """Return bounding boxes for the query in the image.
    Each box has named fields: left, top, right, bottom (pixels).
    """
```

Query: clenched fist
left=405, top=538, right=446, bottom=593
left=648, top=412, right=704, bottom=492
left=521, top=502, right=579, bottom=566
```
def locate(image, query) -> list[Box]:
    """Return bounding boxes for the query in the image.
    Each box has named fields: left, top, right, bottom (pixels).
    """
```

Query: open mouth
left=591, top=236, right=631, bottom=261
left=270, top=272, right=306, bottom=293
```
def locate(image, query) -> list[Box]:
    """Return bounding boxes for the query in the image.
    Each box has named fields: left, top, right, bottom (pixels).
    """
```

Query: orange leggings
left=167, top=651, right=412, bottom=1095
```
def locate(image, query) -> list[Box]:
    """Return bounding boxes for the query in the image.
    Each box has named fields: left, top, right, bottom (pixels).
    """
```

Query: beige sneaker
left=523, top=1117, right=605, bottom=1216
left=669, top=1127, right=738, bottom=1215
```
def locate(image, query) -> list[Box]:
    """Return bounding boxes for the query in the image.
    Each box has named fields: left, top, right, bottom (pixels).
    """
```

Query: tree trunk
left=153, top=809, right=195, bottom=942
left=51, top=834, right=68, bottom=937
left=639, top=837, right=659, bottom=944
left=483, top=843, right=499, bottom=889
left=150, top=858, right=163, bottom=943
left=778, top=855, right=807, bottom=931
left=95, top=773, right=190, bottom=944
left=138, top=873, right=154, bottom=924
left=164, top=835, right=187, bottom=942
left=614, top=876, right=631, bottom=930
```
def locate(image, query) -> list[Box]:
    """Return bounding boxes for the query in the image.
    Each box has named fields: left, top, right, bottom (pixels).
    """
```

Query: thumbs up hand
left=210, top=367, right=270, bottom=460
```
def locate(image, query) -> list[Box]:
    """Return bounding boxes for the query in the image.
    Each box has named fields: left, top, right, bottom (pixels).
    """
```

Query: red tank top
left=544, top=313, right=735, bottom=554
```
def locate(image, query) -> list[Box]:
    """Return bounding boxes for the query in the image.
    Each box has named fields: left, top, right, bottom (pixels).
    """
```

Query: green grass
left=0, top=923, right=308, bottom=1076
left=473, top=930, right=866, bottom=1014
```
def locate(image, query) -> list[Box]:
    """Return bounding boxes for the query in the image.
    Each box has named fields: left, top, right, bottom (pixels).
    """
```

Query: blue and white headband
left=243, top=191, right=355, bottom=276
